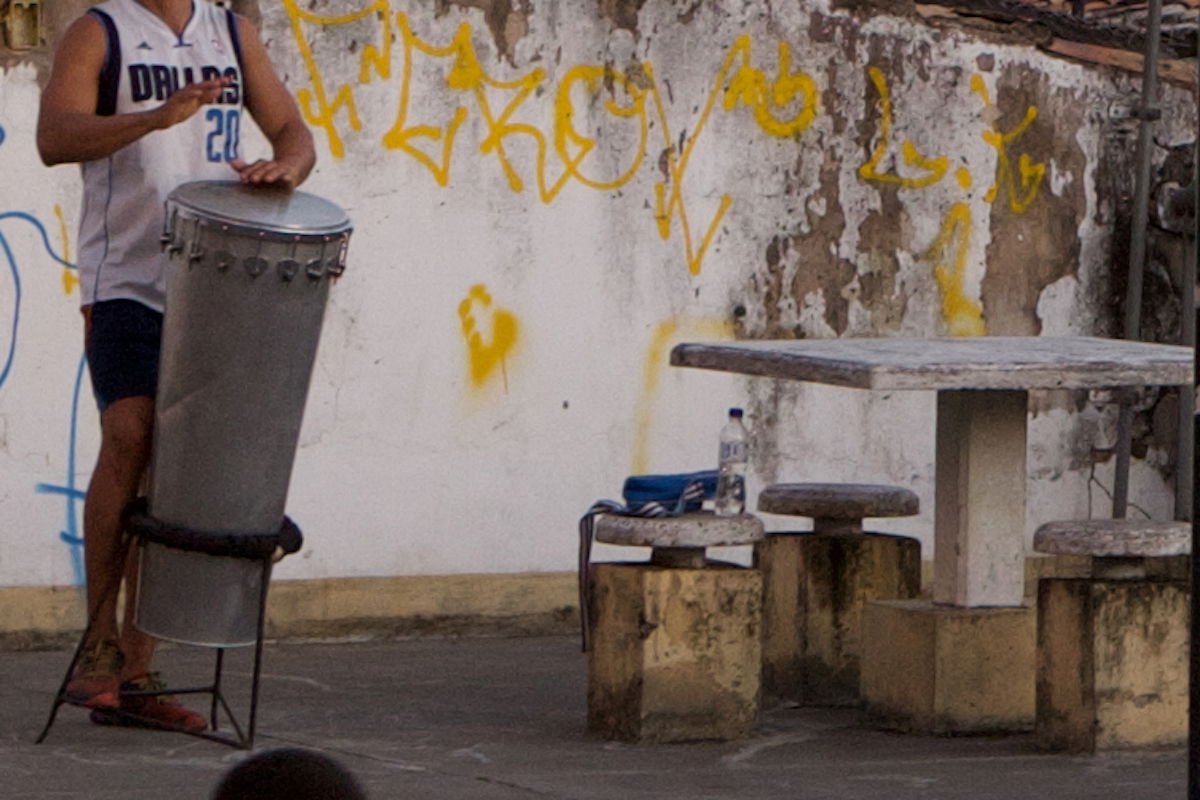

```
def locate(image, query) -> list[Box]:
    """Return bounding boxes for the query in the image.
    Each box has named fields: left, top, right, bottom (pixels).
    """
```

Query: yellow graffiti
left=385, top=15, right=502, bottom=186
left=551, top=65, right=649, bottom=197
left=646, top=59, right=729, bottom=278
left=632, top=316, right=735, bottom=474
left=723, top=39, right=819, bottom=138
left=283, top=6, right=818, bottom=275
left=971, top=75, right=1045, bottom=213
left=926, top=203, right=985, bottom=337
left=649, top=34, right=817, bottom=276
left=956, top=167, right=972, bottom=190
left=281, top=0, right=393, bottom=159
left=858, top=67, right=948, bottom=189
left=648, top=34, right=818, bottom=275
left=458, top=284, right=518, bottom=390
left=54, top=204, right=76, bottom=295
left=856, top=70, right=1050, bottom=336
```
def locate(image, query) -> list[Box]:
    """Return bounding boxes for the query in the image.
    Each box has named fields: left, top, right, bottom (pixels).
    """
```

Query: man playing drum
left=38, top=0, right=315, bottom=731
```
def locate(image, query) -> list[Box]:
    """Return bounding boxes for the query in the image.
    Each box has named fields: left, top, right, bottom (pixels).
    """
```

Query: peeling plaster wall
left=0, top=0, right=1194, bottom=588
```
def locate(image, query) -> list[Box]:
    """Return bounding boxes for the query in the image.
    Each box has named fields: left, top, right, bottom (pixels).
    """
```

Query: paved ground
left=0, top=635, right=1187, bottom=799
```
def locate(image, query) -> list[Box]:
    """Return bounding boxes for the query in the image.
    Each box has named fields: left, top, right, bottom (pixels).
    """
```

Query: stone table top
left=669, top=336, right=1193, bottom=391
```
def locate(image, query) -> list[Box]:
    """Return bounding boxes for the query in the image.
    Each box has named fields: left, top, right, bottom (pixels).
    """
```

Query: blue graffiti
left=0, top=231, right=20, bottom=389
left=0, top=211, right=84, bottom=584
left=1, top=125, right=88, bottom=583
left=35, top=355, right=88, bottom=586
left=0, top=212, right=74, bottom=389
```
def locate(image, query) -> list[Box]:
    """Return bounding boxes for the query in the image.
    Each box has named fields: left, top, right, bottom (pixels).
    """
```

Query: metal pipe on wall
left=1187, top=12, right=1200, bottom=797
left=1113, top=0, right=1165, bottom=518
left=1178, top=234, right=1196, bottom=521
left=1189, top=257, right=1200, bottom=800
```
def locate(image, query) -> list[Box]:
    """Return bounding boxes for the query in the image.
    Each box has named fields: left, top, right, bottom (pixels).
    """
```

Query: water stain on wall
left=597, top=0, right=648, bottom=34
left=981, top=67, right=1083, bottom=337
left=744, top=159, right=854, bottom=340
left=438, top=0, right=531, bottom=65
left=786, top=160, right=857, bottom=336
left=855, top=191, right=910, bottom=332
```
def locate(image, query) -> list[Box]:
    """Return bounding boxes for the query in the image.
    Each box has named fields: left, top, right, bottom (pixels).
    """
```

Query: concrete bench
left=587, top=512, right=764, bottom=743
left=1033, top=518, right=1190, bottom=753
left=1034, top=518, right=1189, bottom=574
left=593, top=511, right=764, bottom=568
left=755, top=483, right=921, bottom=706
left=758, top=483, right=919, bottom=534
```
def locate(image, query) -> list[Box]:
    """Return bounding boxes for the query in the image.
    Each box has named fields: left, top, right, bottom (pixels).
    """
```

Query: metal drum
left=135, top=180, right=351, bottom=647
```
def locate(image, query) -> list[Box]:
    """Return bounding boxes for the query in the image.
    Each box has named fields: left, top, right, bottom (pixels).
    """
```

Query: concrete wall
left=0, top=0, right=1194, bottom=634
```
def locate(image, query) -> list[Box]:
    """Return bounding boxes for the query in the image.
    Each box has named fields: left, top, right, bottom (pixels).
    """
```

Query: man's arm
left=37, top=14, right=227, bottom=166
left=230, top=15, right=316, bottom=190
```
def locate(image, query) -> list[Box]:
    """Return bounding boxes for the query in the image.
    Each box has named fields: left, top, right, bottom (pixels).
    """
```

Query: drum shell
left=137, top=545, right=270, bottom=647
left=136, top=197, right=344, bottom=647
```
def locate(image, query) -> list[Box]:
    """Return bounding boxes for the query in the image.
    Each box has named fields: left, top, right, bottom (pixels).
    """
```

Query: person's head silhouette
left=211, top=747, right=367, bottom=800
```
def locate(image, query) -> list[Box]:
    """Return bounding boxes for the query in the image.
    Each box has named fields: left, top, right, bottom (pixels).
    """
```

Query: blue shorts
left=84, top=299, right=162, bottom=412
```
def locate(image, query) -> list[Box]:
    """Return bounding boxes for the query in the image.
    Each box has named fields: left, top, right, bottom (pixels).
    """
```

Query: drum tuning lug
left=215, top=251, right=236, bottom=272
left=188, top=247, right=206, bottom=264
left=327, top=260, right=346, bottom=278
left=161, top=229, right=183, bottom=256
left=304, top=258, right=324, bottom=279
left=244, top=256, right=268, bottom=278
left=277, top=258, right=300, bottom=282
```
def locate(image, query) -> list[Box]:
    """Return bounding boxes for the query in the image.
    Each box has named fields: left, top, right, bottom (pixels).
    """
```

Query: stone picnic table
left=672, top=335, right=1193, bottom=731
left=669, top=336, right=1193, bottom=608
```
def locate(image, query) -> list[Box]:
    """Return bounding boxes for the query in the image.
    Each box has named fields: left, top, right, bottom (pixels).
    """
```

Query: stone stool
left=1034, top=519, right=1190, bottom=753
left=587, top=512, right=764, bottom=743
left=754, top=483, right=921, bottom=706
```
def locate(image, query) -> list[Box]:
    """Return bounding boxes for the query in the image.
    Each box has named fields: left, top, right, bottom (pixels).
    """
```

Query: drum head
left=167, top=180, right=351, bottom=236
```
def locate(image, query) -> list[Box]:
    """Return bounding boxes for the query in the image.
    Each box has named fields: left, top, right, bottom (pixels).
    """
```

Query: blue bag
left=622, top=470, right=719, bottom=512
left=577, top=469, right=719, bottom=651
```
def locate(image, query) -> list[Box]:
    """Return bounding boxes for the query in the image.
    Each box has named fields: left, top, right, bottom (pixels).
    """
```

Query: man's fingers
left=157, top=78, right=225, bottom=126
left=191, top=81, right=225, bottom=104
left=232, top=159, right=267, bottom=180
left=233, top=158, right=273, bottom=182
left=257, top=164, right=288, bottom=184
left=176, top=78, right=225, bottom=106
left=231, top=159, right=298, bottom=188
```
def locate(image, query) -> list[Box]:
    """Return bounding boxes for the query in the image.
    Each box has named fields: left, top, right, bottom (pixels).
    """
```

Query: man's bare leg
left=119, top=538, right=155, bottom=678
left=81, top=394, right=207, bottom=731
left=81, top=396, right=156, bottom=672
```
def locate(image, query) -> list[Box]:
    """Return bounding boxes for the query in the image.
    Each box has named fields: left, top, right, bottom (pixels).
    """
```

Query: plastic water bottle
left=715, top=408, right=749, bottom=517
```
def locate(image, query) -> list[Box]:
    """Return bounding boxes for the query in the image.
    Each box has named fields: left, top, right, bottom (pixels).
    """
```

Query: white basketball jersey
left=77, top=0, right=245, bottom=311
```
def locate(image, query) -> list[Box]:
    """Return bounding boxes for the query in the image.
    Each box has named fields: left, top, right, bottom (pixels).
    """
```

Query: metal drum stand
left=36, top=498, right=303, bottom=749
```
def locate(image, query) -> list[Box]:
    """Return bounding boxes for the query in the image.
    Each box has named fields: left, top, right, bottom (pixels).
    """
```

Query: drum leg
left=210, top=648, right=224, bottom=732
left=245, top=556, right=273, bottom=750
left=37, top=533, right=133, bottom=744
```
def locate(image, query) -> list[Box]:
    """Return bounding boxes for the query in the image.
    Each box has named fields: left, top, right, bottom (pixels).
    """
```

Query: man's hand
left=230, top=158, right=305, bottom=190
left=236, top=15, right=315, bottom=189
left=151, top=77, right=228, bottom=130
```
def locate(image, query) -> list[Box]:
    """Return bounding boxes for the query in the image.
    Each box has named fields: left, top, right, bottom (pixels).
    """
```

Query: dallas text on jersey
left=128, top=64, right=241, bottom=105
